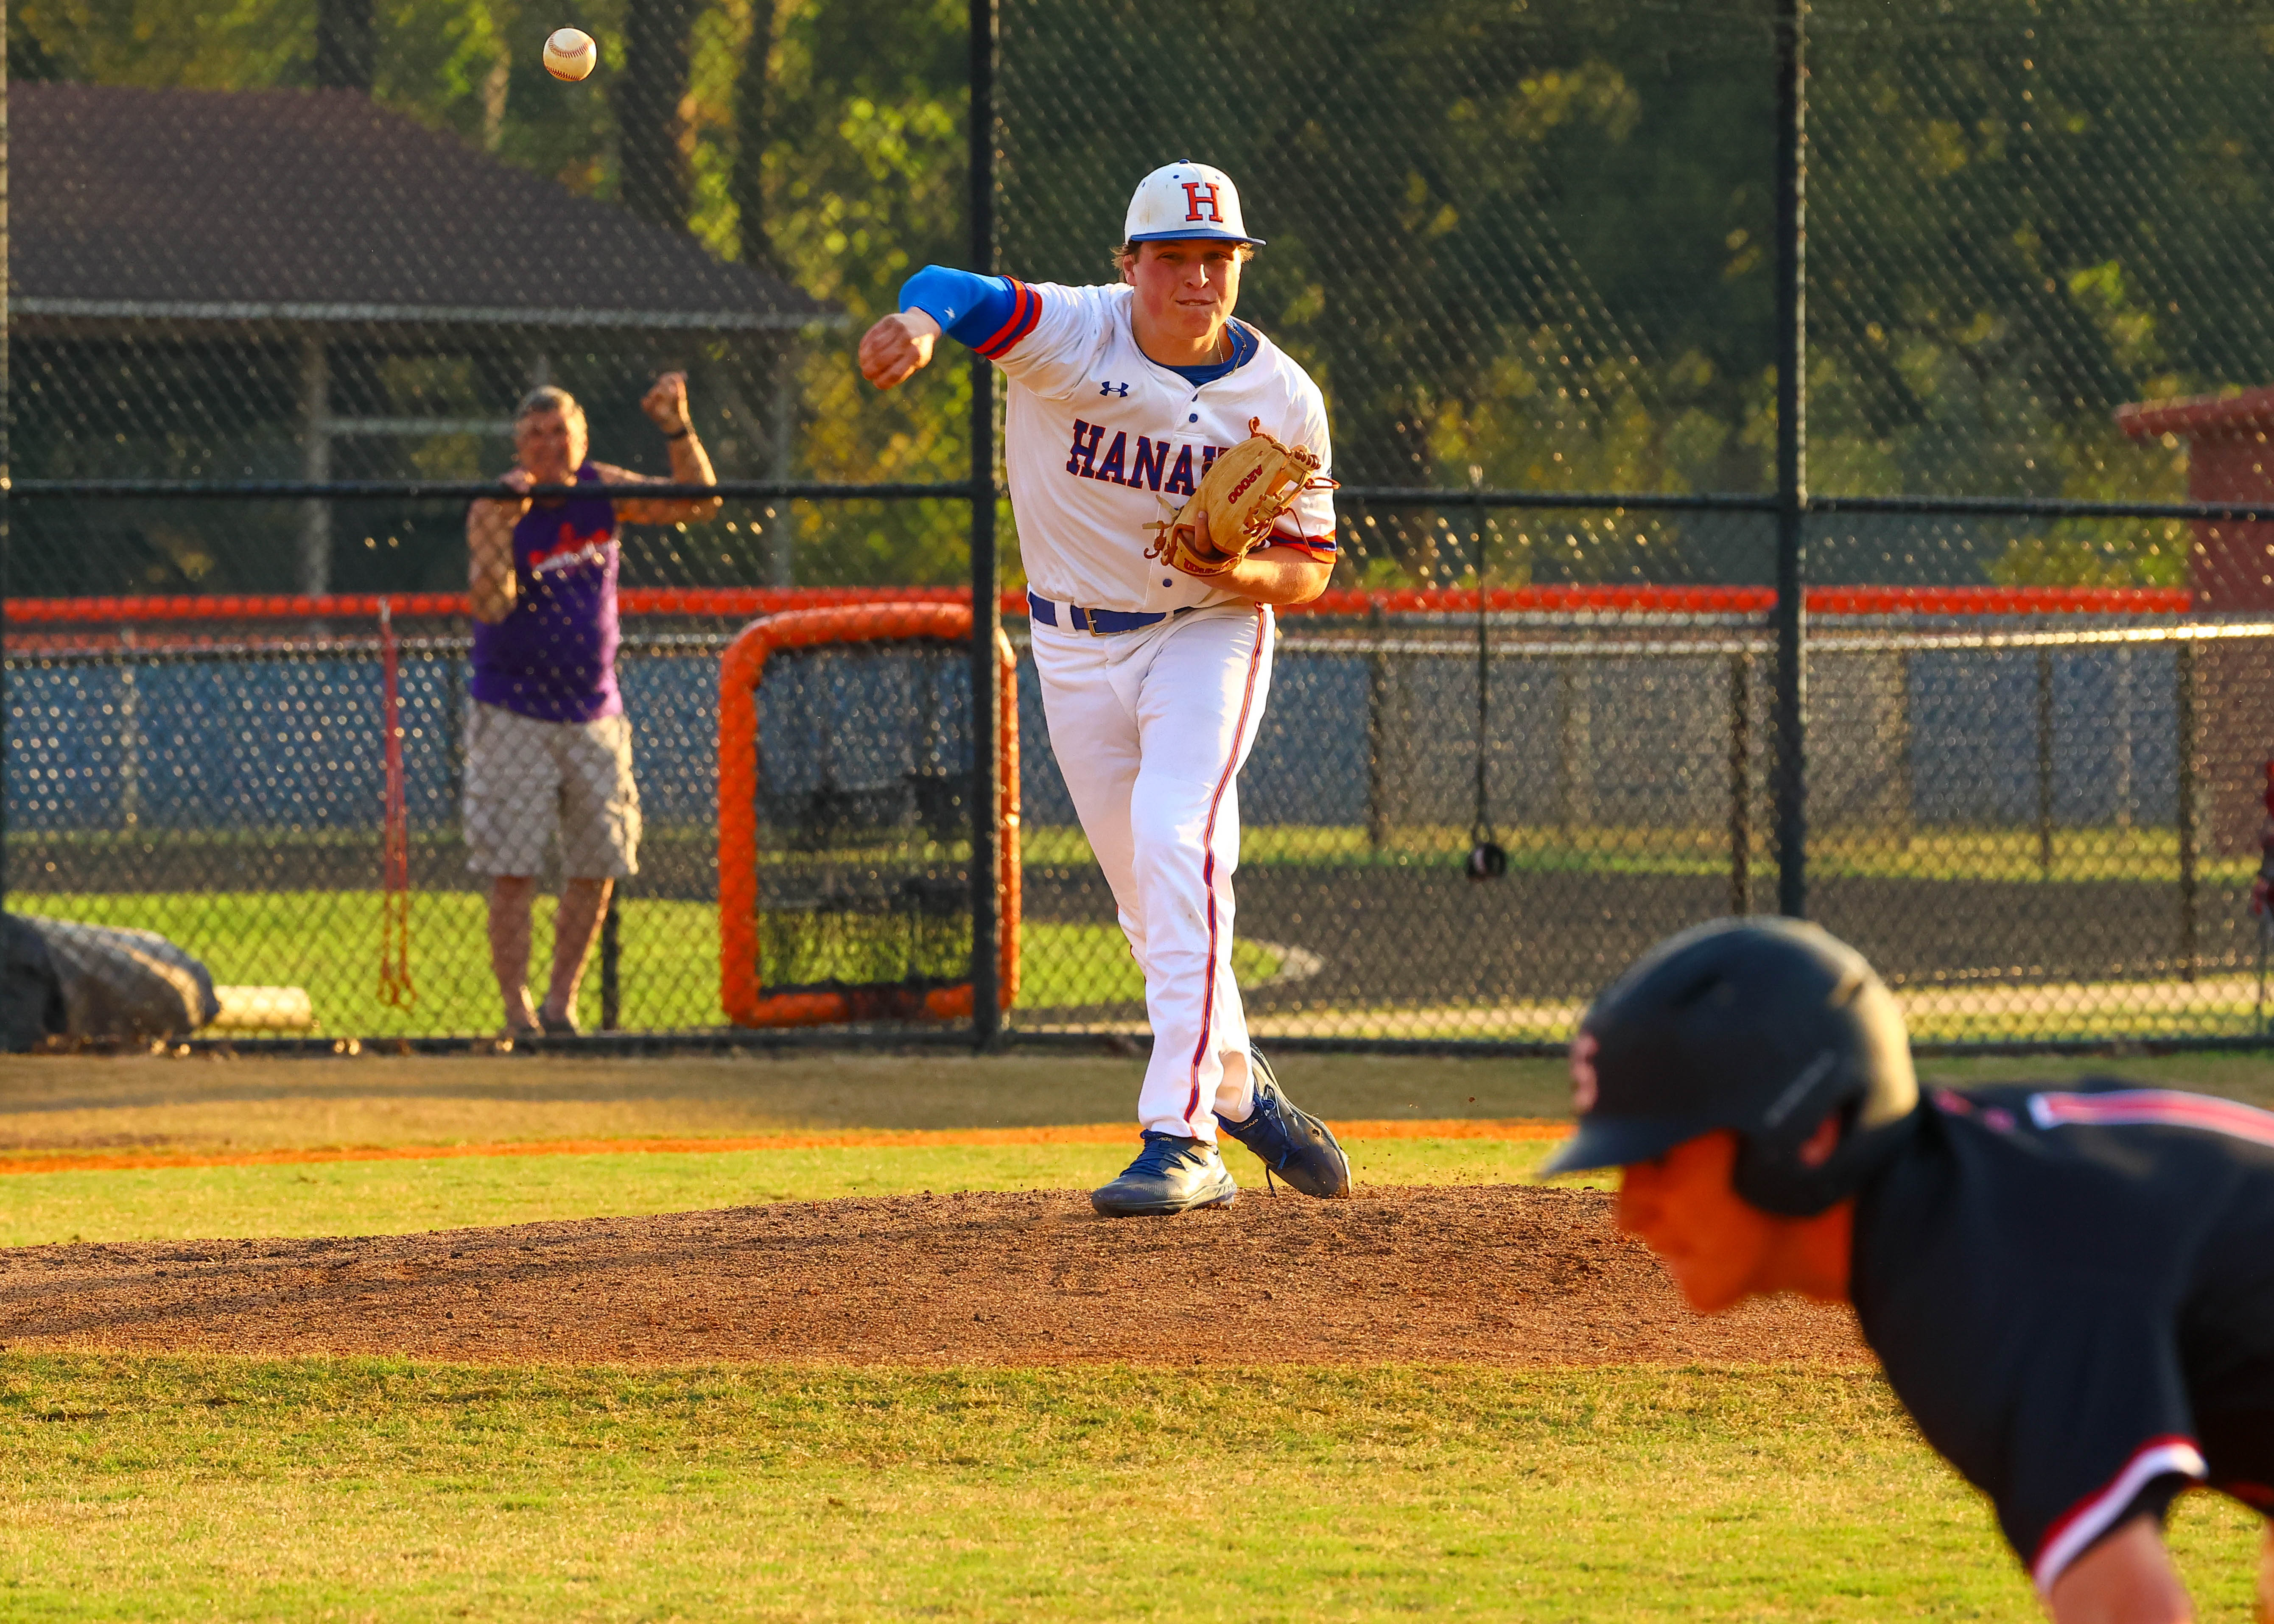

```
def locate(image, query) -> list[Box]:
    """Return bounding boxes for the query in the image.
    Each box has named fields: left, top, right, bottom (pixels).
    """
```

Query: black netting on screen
left=752, top=639, right=977, bottom=995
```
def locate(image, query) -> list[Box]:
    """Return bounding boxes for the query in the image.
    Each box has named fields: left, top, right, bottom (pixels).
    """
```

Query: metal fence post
left=2114, top=645, right=2134, bottom=830
left=1365, top=599, right=1390, bottom=853
left=1470, top=488, right=1491, bottom=851
left=2176, top=637, right=2198, bottom=982
left=2036, top=646, right=2056, bottom=876
left=444, top=657, right=465, bottom=821
left=1893, top=648, right=1913, bottom=850
left=118, top=629, right=139, bottom=829
left=1772, top=0, right=1811, bottom=919
left=599, top=889, right=621, bottom=1031
left=1729, top=651, right=1751, bottom=915
left=298, top=337, right=332, bottom=597
left=1, top=18, right=10, bottom=904
left=966, top=0, right=1003, bottom=1048
left=768, top=365, right=798, bottom=586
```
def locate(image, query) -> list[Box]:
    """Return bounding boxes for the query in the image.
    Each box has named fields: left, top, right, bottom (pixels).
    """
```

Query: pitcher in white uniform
left=859, top=160, right=1353, bottom=1216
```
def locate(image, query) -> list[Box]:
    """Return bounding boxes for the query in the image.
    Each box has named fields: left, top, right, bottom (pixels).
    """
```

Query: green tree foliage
left=1801, top=0, right=2274, bottom=584
left=11, top=0, right=2274, bottom=591
left=999, top=0, right=1782, bottom=584
left=11, top=0, right=310, bottom=87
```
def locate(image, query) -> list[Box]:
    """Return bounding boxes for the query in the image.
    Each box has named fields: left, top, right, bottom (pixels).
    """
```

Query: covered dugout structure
left=12, top=82, right=830, bottom=599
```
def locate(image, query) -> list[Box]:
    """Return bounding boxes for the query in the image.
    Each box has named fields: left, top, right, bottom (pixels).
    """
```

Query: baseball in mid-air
left=542, top=28, right=596, bottom=81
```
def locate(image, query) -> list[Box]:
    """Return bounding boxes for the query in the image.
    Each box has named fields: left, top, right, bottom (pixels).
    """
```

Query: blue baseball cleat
left=1218, top=1049, right=1352, bottom=1198
left=1091, top=1132, right=1240, bottom=1217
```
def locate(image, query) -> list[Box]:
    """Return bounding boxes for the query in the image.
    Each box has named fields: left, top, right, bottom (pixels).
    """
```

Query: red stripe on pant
left=1185, top=606, right=1270, bottom=1130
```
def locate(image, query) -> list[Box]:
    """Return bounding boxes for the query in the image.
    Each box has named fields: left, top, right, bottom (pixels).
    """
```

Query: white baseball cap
left=1124, top=160, right=1264, bottom=246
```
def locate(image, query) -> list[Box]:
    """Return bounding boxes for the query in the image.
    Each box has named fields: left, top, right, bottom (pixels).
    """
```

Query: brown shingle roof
left=12, top=83, right=829, bottom=330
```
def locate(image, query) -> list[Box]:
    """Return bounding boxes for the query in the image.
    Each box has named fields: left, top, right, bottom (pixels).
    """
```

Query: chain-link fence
left=13, top=587, right=2271, bottom=1046
left=9, top=0, right=2274, bottom=1048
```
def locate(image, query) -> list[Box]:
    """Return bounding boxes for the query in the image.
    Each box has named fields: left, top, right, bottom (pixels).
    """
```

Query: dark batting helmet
left=1540, top=917, right=1920, bottom=1215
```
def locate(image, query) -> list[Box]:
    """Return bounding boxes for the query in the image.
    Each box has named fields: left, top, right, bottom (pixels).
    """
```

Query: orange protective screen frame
left=717, top=603, right=1020, bottom=1028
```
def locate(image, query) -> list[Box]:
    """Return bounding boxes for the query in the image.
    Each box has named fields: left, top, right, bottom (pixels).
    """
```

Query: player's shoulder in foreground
left=980, top=276, right=1127, bottom=367
left=1929, top=1075, right=2274, bottom=1166
left=1015, top=277, right=1132, bottom=323
left=1870, top=1075, right=2274, bottom=1267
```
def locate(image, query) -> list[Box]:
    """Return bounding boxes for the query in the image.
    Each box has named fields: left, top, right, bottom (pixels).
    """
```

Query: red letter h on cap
left=1181, top=182, right=1223, bottom=224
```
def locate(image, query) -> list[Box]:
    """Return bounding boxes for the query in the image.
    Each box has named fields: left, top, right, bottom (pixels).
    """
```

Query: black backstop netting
left=750, top=638, right=979, bottom=999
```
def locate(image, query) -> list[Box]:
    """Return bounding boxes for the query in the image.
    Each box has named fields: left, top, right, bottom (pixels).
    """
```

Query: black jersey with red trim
left=1849, top=1079, right=2274, bottom=1594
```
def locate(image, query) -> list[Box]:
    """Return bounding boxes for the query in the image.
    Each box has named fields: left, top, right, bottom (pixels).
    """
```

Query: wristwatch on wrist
left=666, top=425, right=692, bottom=441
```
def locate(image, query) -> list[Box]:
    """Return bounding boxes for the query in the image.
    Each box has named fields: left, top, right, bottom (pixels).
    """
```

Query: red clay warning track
left=0, top=1184, right=1864, bottom=1367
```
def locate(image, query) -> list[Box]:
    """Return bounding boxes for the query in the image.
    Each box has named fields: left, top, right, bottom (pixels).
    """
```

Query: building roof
left=12, top=83, right=830, bottom=332
left=2116, top=385, right=2274, bottom=440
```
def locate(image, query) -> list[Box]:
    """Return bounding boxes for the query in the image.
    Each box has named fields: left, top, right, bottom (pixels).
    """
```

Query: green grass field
left=5, top=1048, right=2267, bottom=1251
left=22, top=820, right=2244, bottom=886
left=6, top=1049, right=2273, bottom=1618
left=0, top=1135, right=1564, bottom=1249
left=14, top=815, right=2256, bottom=1050
left=1238, top=978, right=2274, bottom=1046
left=4, top=892, right=1276, bottom=1036
left=1022, top=820, right=2261, bottom=885
left=0, top=1359, right=2261, bottom=1621
left=18, top=872, right=2263, bottom=1048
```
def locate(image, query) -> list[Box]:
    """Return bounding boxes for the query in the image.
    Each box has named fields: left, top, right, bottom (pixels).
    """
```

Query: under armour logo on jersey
left=1181, top=182, right=1223, bottom=223
left=1099, top=380, right=1130, bottom=398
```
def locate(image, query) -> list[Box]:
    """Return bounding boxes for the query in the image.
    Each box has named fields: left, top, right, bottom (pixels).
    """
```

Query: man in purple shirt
left=465, top=373, right=720, bottom=1036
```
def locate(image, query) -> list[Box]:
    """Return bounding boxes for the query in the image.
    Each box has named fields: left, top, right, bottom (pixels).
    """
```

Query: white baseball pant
left=1030, top=601, right=1275, bottom=1143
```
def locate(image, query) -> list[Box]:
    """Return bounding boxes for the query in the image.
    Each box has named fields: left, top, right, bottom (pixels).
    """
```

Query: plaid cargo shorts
left=462, top=700, right=641, bottom=879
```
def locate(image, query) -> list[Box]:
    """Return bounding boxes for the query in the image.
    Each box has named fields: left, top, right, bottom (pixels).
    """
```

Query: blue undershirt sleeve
left=898, top=266, right=1019, bottom=349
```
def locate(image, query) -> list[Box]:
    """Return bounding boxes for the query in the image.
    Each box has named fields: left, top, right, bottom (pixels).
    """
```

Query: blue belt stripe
left=1026, top=590, right=1190, bottom=635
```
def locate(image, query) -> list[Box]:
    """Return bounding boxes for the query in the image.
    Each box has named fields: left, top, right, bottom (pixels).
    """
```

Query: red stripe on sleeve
left=1271, top=524, right=1337, bottom=556
left=975, top=279, right=1041, bottom=359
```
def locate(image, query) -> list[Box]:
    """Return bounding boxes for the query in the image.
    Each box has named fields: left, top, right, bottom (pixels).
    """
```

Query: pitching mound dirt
left=0, top=1185, right=1866, bottom=1367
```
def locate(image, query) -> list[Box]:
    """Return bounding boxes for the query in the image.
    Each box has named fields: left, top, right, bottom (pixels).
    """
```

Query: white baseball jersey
left=982, top=280, right=1336, bottom=613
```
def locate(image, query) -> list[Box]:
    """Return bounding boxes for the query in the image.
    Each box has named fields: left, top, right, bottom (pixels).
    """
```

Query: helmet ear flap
left=1730, top=1072, right=1860, bottom=1217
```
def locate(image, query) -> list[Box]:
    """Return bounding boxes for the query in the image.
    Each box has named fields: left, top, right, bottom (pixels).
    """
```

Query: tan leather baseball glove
left=1144, top=417, right=1331, bottom=578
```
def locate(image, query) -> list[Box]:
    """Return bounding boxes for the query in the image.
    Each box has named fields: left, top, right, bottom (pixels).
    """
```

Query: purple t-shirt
left=468, top=461, right=622, bottom=723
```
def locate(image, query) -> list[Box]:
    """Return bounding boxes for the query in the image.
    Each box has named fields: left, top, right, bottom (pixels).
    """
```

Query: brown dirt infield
left=0, top=1183, right=1864, bottom=1367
